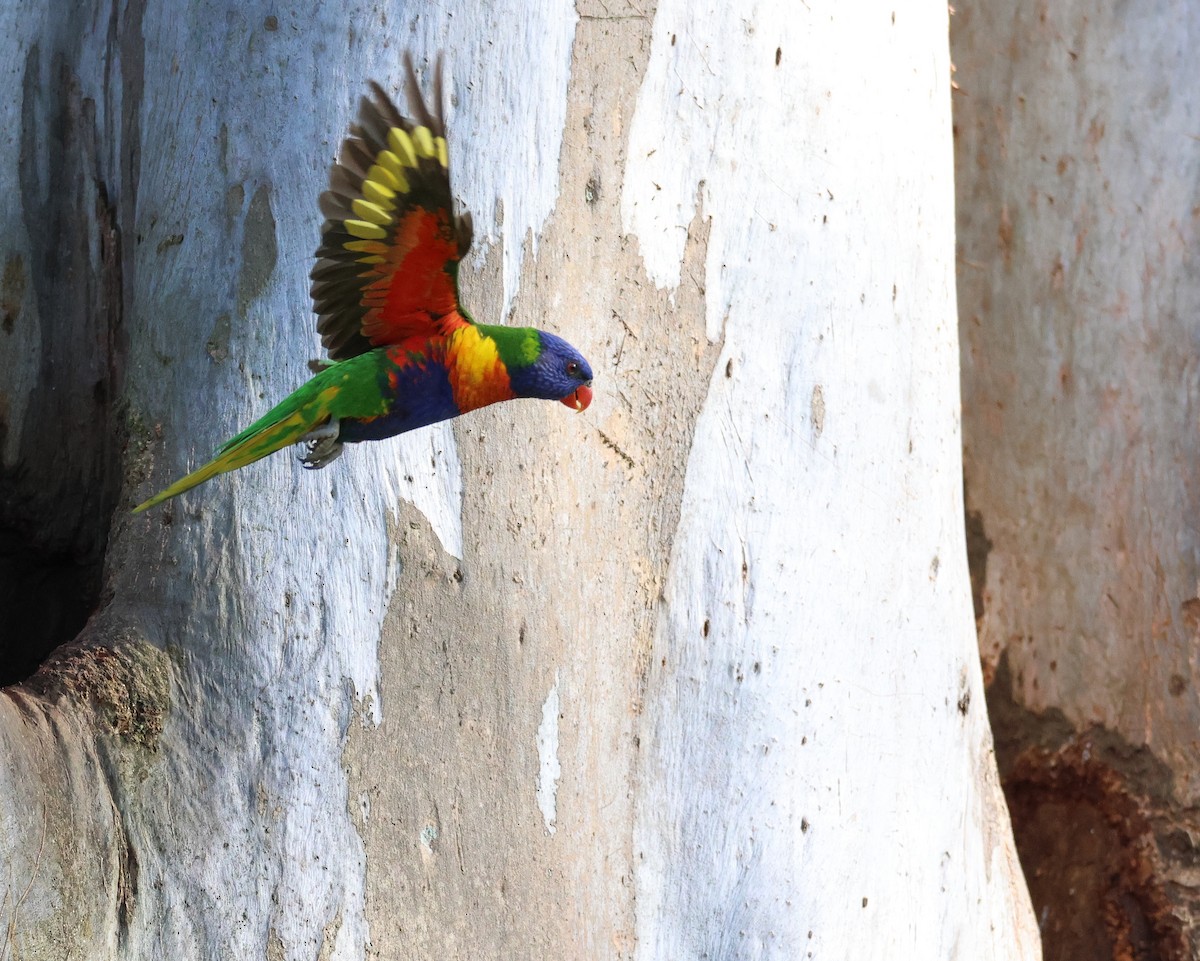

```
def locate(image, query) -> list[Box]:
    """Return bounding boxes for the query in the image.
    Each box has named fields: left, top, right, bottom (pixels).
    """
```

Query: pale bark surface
left=1, top=0, right=1036, bottom=958
left=954, top=0, right=1200, bottom=956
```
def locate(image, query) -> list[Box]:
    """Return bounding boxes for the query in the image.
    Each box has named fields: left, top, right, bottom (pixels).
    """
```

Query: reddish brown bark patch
left=1005, top=742, right=1188, bottom=961
left=988, top=655, right=1197, bottom=960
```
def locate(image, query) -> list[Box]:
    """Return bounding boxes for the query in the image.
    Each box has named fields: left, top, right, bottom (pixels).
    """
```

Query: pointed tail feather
left=132, top=407, right=325, bottom=514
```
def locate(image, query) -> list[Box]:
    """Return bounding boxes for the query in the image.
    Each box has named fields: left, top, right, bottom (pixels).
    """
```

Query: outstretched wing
left=310, top=54, right=474, bottom=360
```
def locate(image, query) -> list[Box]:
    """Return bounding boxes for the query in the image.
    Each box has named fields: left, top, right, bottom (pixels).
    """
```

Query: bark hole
left=0, top=524, right=105, bottom=687
left=0, top=54, right=128, bottom=687
left=1004, top=777, right=1184, bottom=961
left=986, top=656, right=1194, bottom=960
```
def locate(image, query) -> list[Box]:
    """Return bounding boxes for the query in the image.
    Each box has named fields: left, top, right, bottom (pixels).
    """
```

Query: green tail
left=132, top=373, right=354, bottom=514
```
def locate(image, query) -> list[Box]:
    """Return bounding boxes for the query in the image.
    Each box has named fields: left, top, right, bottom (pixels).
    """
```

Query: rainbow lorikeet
left=133, top=55, right=593, bottom=514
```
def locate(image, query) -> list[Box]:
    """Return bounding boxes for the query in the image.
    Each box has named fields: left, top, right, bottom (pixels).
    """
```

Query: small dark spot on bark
left=584, top=177, right=600, bottom=205
left=1168, top=673, right=1186, bottom=697
left=264, top=14, right=278, bottom=30
left=1180, top=597, right=1200, bottom=631
left=861, top=897, right=868, bottom=908
left=775, top=47, right=782, bottom=66
left=670, top=33, right=676, bottom=45
left=725, top=358, right=733, bottom=378
left=155, top=233, right=183, bottom=254
left=957, top=689, right=970, bottom=715
left=702, top=618, right=710, bottom=637
left=801, top=817, right=809, bottom=833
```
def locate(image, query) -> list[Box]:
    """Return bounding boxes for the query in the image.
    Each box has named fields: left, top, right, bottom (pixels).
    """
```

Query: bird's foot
left=298, top=417, right=343, bottom=470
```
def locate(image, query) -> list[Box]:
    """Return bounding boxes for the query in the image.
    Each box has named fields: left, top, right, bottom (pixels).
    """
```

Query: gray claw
left=299, top=417, right=343, bottom=470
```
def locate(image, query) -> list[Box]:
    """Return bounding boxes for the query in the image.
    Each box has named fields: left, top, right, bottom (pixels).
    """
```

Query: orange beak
left=561, top=385, right=593, bottom=412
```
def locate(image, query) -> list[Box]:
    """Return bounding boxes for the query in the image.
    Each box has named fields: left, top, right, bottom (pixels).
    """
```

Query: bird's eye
left=566, top=361, right=580, bottom=376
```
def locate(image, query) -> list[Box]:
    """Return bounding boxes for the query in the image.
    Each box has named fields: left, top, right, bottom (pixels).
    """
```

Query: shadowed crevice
left=0, top=2, right=144, bottom=686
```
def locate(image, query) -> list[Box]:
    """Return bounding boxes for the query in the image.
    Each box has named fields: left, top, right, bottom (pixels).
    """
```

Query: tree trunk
left=1, top=0, right=1038, bottom=957
left=953, top=1, right=1200, bottom=957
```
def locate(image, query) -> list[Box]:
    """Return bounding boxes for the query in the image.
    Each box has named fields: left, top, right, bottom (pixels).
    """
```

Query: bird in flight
left=134, top=55, right=593, bottom=514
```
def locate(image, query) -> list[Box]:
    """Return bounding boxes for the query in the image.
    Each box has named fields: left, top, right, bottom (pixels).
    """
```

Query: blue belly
left=338, top=362, right=461, bottom=443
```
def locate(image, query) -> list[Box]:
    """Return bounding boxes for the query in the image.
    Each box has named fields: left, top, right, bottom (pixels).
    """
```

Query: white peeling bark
left=624, top=1, right=1037, bottom=956
left=0, top=0, right=1037, bottom=958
